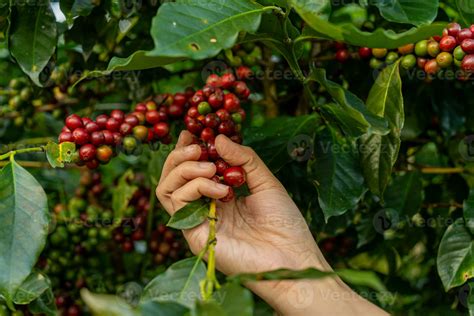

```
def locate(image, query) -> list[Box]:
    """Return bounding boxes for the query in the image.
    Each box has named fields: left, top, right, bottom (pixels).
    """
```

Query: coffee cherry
left=106, top=118, right=120, bottom=132
left=415, top=40, right=428, bottom=56
left=436, top=52, right=453, bottom=68
left=221, top=73, right=236, bottom=89
left=96, top=114, right=109, bottom=129
left=186, top=118, right=203, bottom=135
left=369, top=57, right=383, bottom=69
left=224, top=93, right=240, bottom=113
left=427, top=41, right=441, bottom=57
left=218, top=120, right=235, bottom=136
left=122, top=240, right=134, bottom=252
left=439, top=36, right=457, bottom=52
left=202, top=85, right=215, bottom=98
left=204, top=113, right=220, bottom=129
left=120, top=123, right=133, bottom=135
left=462, top=54, right=474, bottom=72
left=153, top=122, right=169, bottom=138
left=358, top=47, right=372, bottom=59
left=461, top=38, right=474, bottom=54
left=216, top=109, right=231, bottom=121
left=385, top=52, right=399, bottom=64
left=187, top=107, right=199, bottom=118
left=90, top=131, right=105, bottom=146
left=102, top=130, right=114, bottom=145
left=135, top=103, right=147, bottom=113
left=236, top=66, right=252, bottom=80
left=146, top=110, right=161, bottom=125
left=215, top=159, right=230, bottom=175
left=113, top=132, right=123, bottom=146
left=401, top=54, right=416, bottom=69
left=335, top=49, right=350, bottom=63
left=67, top=305, right=81, bottom=316
left=123, top=136, right=138, bottom=153
left=417, top=57, right=428, bottom=69
left=198, top=143, right=208, bottom=161
left=72, top=128, right=89, bottom=145
left=446, top=22, right=461, bottom=37
left=96, top=145, right=113, bottom=163
left=454, top=45, right=466, bottom=60
left=168, top=104, right=184, bottom=117
left=79, top=144, right=97, bottom=162
left=132, top=111, right=146, bottom=124
left=133, top=125, right=148, bottom=142
left=398, top=43, right=414, bottom=55
left=208, top=92, right=224, bottom=109
left=59, top=132, right=74, bottom=143
left=124, top=114, right=139, bottom=127
left=190, top=92, right=205, bottom=107
left=198, top=101, right=212, bottom=115
left=425, top=59, right=440, bottom=74
left=207, top=140, right=218, bottom=161
left=206, top=74, right=222, bottom=87
left=85, top=122, right=100, bottom=134
left=458, top=28, right=473, bottom=42
left=146, top=101, right=157, bottom=111
left=65, top=114, right=83, bottom=130
left=372, top=48, right=388, bottom=58
left=201, top=127, right=215, bottom=142
left=220, top=187, right=235, bottom=202
left=233, top=81, right=250, bottom=99
left=223, top=166, right=246, bottom=187
left=110, top=109, right=125, bottom=123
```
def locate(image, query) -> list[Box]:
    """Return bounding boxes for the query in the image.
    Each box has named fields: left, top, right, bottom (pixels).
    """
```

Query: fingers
left=170, top=178, right=229, bottom=213
left=215, top=134, right=284, bottom=194
left=160, top=132, right=200, bottom=183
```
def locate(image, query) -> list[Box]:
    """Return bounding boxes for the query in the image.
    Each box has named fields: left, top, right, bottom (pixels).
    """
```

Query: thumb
left=215, top=135, right=284, bottom=194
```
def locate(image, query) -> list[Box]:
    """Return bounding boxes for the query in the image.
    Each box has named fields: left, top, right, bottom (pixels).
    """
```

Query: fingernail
left=214, top=182, right=228, bottom=192
left=184, top=145, right=198, bottom=154
left=198, top=162, right=214, bottom=169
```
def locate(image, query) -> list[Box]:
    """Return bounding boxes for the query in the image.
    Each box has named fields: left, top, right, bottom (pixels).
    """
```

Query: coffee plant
left=0, top=0, right=473, bottom=315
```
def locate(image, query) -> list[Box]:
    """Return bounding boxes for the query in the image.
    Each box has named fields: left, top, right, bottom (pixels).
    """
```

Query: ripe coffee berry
left=153, top=122, right=170, bottom=138
left=216, top=109, right=231, bottom=121
left=446, top=22, right=461, bottom=37
left=208, top=92, right=224, bottom=109
left=358, top=47, right=371, bottom=59
left=218, top=120, right=235, bottom=136
left=103, top=130, right=114, bottom=145
left=120, top=123, right=133, bottom=135
left=79, top=144, right=97, bottom=162
left=201, top=127, right=215, bottom=142
left=124, top=114, right=139, bottom=127
left=110, top=110, right=125, bottom=123
left=462, top=54, right=474, bottom=72
left=458, top=28, right=473, bottom=42
left=425, top=59, right=440, bottom=74
left=85, top=122, right=100, bottom=134
left=220, top=73, right=236, bottom=89
left=106, top=118, right=120, bottom=132
left=439, top=36, right=457, bottom=52
left=65, top=114, right=83, bottom=130
left=95, top=114, right=109, bottom=129
left=73, top=128, right=89, bottom=145
left=96, top=145, right=113, bottom=163
left=398, top=43, right=414, bottom=55
left=224, top=93, right=240, bottom=113
left=335, top=49, right=350, bottom=63
left=59, top=132, right=74, bottom=143
left=205, top=113, right=220, bottom=128
left=220, top=187, right=235, bottom=202
left=236, top=66, right=252, bottom=80
left=168, top=104, right=184, bottom=117
left=215, top=159, right=230, bottom=175
left=135, top=103, right=147, bottom=113
left=461, top=38, right=474, bottom=54
left=90, top=131, right=105, bottom=146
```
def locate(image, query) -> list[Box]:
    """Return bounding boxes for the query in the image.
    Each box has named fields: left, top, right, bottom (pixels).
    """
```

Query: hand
left=156, top=131, right=387, bottom=315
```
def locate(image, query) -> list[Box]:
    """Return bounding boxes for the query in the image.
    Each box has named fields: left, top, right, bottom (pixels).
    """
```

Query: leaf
left=167, top=199, right=209, bottom=230
left=9, top=2, right=57, bottom=86
left=214, top=283, right=253, bottom=316
left=457, top=0, right=474, bottom=27
left=0, top=161, right=49, bottom=306
left=309, top=127, right=365, bottom=221
left=141, top=257, right=207, bottom=308
left=60, top=0, right=95, bottom=25
left=139, top=301, right=189, bottom=316
left=45, top=142, right=76, bottom=168
left=384, top=171, right=423, bottom=217
left=13, top=271, right=49, bottom=304
left=80, top=289, right=138, bottom=316
left=359, top=61, right=404, bottom=198
left=244, top=115, right=318, bottom=173
left=464, top=189, right=474, bottom=235
left=28, top=286, right=57, bottom=316
left=192, top=301, right=226, bottom=316
left=336, top=269, right=387, bottom=293
left=307, top=68, right=389, bottom=137
left=148, top=144, right=174, bottom=186
left=148, top=0, right=271, bottom=59
left=437, top=218, right=474, bottom=291
left=228, top=267, right=334, bottom=283
left=112, top=170, right=138, bottom=222
left=372, top=0, right=439, bottom=26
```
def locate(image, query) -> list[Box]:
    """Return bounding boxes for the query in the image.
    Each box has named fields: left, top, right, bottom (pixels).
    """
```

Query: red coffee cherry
left=124, top=114, right=139, bottom=127
left=208, top=92, right=224, bottom=109
left=439, top=36, right=457, bottom=52
left=135, top=103, right=147, bottom=113
left=113, top=132, right=123, bottom=146
left=335, top=49, right=350, bottom=63
left=236, top=66, right=252, bottom=80
left=358, top=47, right=372, bottom=59
left=173, top=92, right=187, bottom=107
left=220, top=73, right=236, bottom=89
left=168, top=104, right=184, bottom=118
left=79, top=144, right=97, bottom=162
left=233, top=81, right=250, bottom=99
left=206, top=74, right=222, bottom=87
left=146, top=110, right=161, bottom=125
left=462, top=54, right=474, bottom=72
left=65, top=114, right=83, bottom=130
left=96, top=114, right=109, bottom=129
left=90, top=131, right=105, bottom=146
left=59, top=132, right=74, bottom=143
left=446, top=22, right=461, bottom=37
left=72, top=128, right=89, bottom=145
left=85, top=122, right=100, bottom=134
left=202, top=85, right=215, bottom=98
left=186, top=118, right=203, bottom=135
left=120, top=123, right=133, bottom=136
left=216, top=109, right=231, bottom=121
left=201, top=127, right=215, bottom=143
left=190, top=91, right=205, bottom=107
left=218, top=120, right=235, bottom=136
left=458, top=28, right=473, bottom=42
left=220, top=187, right=235, bottom=202
left=215, top=159, right=230, bottom=175
left=461, top=38, right=474, bottom=54
left=223, top=93, right=240, bottom=113
left=223, top=166, right=246, bottom=187
left=198, top=143, right=208, bottom=161
left=103, top=130, right=114, bottom=145
left=106, top=118, right=120, bottom=132
left=204, top=113, right=220, bottom=129
left=424, top=59, right=440, bottom=75
left=207, top=140, right=218, bottom=161
left=110, top=109, right=125, bottom=123
left=153, top=122, right=170, bottom=138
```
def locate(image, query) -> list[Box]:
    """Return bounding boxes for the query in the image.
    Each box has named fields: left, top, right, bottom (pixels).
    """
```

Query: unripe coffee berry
left=401, top=54, right=416, bottom=69
left=427, top=41, right=441, bottom=57
left=197, top=101, right=212, bottom=115
left=96, top=145, right=113, bottom=163
left=436, top=52, right=453, bottom=68
left=415, top=40, right=428, bottom=56
left=398, top=43, right=414, bottom=55
left=454, top=46, right=466, bottom=60
left=372, top=48, right=388, bottom=58
left=385, top=52, right=399, bottom=64
left=133, top=125, right=149, bottom=142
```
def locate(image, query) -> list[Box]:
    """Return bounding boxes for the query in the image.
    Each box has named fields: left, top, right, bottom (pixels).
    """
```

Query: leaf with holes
left=148, top=0, right=272, bottom=59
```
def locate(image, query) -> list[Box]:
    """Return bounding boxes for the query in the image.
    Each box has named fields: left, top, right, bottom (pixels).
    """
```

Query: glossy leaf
left=60, top=0, right=95, bottom=24
left=359, top=61, right=404, bottom=198
left=457, top=0, right=474, bottom=26
left=148, top=0, right=270, bottom=59
left=464, top=189, right=474, bottom=235
left=167, top=199, right=209, bottom=230
left=309, top=127, right=365, bottom=221
left=192, top=301, right=226, bottom=316
left=9, top=2, right=57, bottom=86
left=384, top=171, right=423, bottom=217
left=13, top=271, right=50, bottom=304
left=139, top=301, right=189, bottom=316
left=337, top=269, right=387, bottom=292
left=307, top=68, right=389, bottom=137
left=228, top=267, right=333, bottom=283
left=28, top=286, right=57, bottom=316
left=81, top=289, right=138, bottom=316
left=437, top=219, right=474, bottom=291
left=214, top=283, right=253, bottom=316
left=0, top=161, right=49, bottom=306
left=141, top=257, right=206, bottom=308
left=372, top=0, right=439, bottom=26
left=112, top=170, right=138, bottom=222
left=244, top=115, right=318, bottom=173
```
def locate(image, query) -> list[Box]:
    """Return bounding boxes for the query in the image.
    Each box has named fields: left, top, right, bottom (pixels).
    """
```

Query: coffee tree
left=0, top=0, right=473, bottom=315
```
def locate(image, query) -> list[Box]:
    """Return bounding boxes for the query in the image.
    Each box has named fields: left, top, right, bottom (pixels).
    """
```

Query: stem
left=0, top=146, right=45, bottom=161
left=420, top=167, right=465, bottom=174
left=201, top=199, right=220, bottom=301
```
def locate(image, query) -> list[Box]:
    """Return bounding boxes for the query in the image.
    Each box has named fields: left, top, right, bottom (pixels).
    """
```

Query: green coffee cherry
left=453, top=46, right=466, bottom=61
left=123, top=136, right=138, bottom=153
left=372, top=48, right=388, bottom=59
left=401, top=54, right=417, bottom=69
left=415, top=40, right=428, bottom=56
left=197, top=101, right=212, bottom=115
left=427, top=41, right=440, bottom=57
left=385, top=52, right=399, bottom=64
left=369, top=57, right=384, bottom=69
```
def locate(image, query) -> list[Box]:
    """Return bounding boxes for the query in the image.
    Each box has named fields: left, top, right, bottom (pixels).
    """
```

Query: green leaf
left=437, top=218, right=474, bottom=291
left=307, top=68, right=389, bottom=137
left=244, top=115, right=318, bottom=173
left=28, top=286, right=57, bottom=316
left=139, top=301, right=189, bottom=316
left=141, top=257, right=207, bottom=308
left=228, top=267, right=333, bottom=283
left=214, top=283, right=253, bottom=316
left=167, top=199, right=209, bottom=230
left=60, top=0, right=95, bottom=25
left=384, top=171, right=423, bottom=217
left=457, top=0, right=474, bottom=26
left=372, top=0, right=439, bottom=26
left=9, top=2, right=57, bottom=86
left=192, top=301, right=226, bottom=316
left=148, top=145, right=174, bottom=186
left=469, top=282, right=474, bottom=316
left=309, top=127, right=365, bottom=221
left=112, top=170, right=138, bottom=222
left=45, top=142, right=76, bottom=168
left=148, top=0, right=270, bottom=59
left=464, top=189, right=474, bottom=235
left=336, top=269, right=387, bottom=293
left=13, top=271, right=49, bottom=304
left=81, top=289, right=138, bottom=316
left=0, top=161, right=49, bottom=306
left=359, top=61, right=404, bottom=198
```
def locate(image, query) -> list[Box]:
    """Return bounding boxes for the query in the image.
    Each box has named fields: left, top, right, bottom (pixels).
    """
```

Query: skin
left=156, top=131, right=388, bottom=315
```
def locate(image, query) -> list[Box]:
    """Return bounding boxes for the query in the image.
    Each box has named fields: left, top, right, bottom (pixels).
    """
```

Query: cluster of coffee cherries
left=184, top=73, right=249, bottom=201
left=58, top=104, right=173, bottom=169
left=333, top=22, right=474, bottom=79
